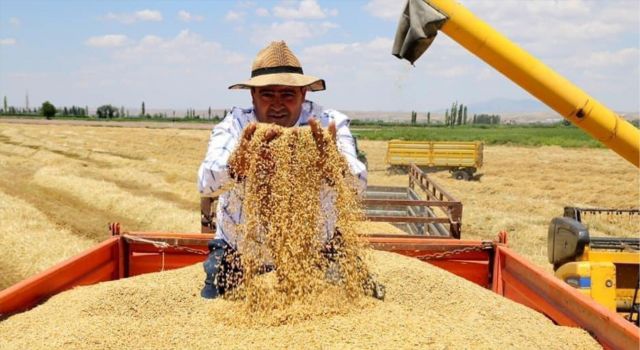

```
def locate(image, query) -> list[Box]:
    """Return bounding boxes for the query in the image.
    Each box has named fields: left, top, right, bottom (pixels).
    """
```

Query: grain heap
left=0, top=251, right=601, bottom=349
left=224, top=124, right=371, bottom=325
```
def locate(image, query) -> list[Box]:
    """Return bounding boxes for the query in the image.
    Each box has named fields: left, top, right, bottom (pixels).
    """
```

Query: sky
left=0, top=0, right=638, bottom=113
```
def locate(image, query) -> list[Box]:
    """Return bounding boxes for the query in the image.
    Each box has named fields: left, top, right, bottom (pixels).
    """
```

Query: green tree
left=41, top=101, right=56, bottom=119
left=444, top=109, right=449, bottom=126
left=97, top=104, right=118, bottom=118
left=474, top=113, right=501, bottom=125
left=3, top=96, right=7, bottom=113
left=410, top=110, right=417, bottom=124
left=427, top=112, right=431, bottom=125
left=141, top=101, right=146, bottom=117
left=463, top=106, right=468, bottom=124
left=457, top=104, right=464, bottom=125
left=450, top=101, right=457, bottom=127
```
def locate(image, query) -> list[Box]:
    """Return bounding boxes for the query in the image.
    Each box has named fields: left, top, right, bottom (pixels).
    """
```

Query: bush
left=41, top=101, right=56, bottom=119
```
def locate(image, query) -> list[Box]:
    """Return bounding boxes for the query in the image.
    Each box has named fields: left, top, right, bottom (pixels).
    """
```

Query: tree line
left=3, top=96, right=503, bottom=125
left=411, top=101, right=501, bottom=126
left=1, top=97, right=228, bottom=121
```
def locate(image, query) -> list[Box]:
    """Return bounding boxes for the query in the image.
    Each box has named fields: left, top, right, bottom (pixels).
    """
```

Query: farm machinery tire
left=453, top=170, right=470, bottom=181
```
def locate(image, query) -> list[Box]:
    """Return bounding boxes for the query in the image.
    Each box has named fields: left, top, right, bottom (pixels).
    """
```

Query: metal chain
left=415, top=240, right=493, bottom=261
left=123, top=234, right=210, bottom=272
left=122, top=235, right=209, bottom=255
left=122, top=234, right=493, bottom=265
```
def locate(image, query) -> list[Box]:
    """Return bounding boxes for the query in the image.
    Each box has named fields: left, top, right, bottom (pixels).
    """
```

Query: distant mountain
left=464, top=98, right=549, bottom=114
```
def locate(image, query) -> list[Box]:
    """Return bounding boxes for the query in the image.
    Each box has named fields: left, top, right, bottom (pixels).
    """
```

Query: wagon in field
left=386, top=140, right=483, bottom=180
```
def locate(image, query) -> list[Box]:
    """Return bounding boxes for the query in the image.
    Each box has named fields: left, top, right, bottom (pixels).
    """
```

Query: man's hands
left=228, top=122, right=281, bottom=181
left=309, top=117, right=337, bottom=148
left=228, top=118, right=337, bottom=181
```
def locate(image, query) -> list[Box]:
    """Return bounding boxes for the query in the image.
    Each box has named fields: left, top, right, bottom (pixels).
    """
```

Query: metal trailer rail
left=363, top=164, right=462, bottom=238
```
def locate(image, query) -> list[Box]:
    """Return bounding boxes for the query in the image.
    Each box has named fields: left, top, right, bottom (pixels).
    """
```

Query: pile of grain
left=0, top=250, right=600, bottom=349
left=225, top=124, right=370, bottom=323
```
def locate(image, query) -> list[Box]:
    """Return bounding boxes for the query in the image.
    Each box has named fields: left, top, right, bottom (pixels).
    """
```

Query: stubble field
left=0, top=122, right=637, bottom=290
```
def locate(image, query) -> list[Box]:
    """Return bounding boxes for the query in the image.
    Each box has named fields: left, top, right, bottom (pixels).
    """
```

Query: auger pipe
left=426, top=0, right=639, bottom=167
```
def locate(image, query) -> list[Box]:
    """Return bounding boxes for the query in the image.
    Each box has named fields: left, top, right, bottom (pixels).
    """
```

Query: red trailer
left=1, top=229, right=637, bottom=350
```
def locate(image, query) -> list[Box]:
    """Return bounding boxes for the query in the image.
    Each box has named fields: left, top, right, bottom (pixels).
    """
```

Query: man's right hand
left=228, top=122, right=282, bottom=180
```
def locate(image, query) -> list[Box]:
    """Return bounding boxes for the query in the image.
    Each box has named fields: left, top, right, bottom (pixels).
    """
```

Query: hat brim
left=229, top=73, right=325, bottom=92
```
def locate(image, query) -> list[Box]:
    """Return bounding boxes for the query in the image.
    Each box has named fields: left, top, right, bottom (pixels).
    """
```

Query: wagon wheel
left=453, top=170, right=470, bottom=181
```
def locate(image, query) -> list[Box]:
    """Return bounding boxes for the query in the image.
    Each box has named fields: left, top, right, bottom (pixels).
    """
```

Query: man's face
left=251, top=85, right=306, bottom=127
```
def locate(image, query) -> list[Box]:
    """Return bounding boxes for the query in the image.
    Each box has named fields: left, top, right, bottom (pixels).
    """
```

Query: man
left=197, top=41, right=369, bottom=299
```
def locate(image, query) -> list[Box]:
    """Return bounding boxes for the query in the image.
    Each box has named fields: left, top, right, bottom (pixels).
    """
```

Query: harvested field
left=0, top=250, right=601, bottom=350
left=0, top=191, right=94, bottom=288
left=0, top=122, right=638, bottom=289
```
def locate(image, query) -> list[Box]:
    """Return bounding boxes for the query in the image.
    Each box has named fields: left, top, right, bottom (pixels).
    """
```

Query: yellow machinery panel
left=556, top=261, right=617, bottom=312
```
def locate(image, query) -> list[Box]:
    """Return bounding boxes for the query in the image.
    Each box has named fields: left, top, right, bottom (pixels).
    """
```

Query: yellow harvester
left=548, top=207, right=639, bottom=325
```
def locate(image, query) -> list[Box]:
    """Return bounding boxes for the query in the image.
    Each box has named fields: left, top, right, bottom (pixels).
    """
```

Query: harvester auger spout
left=393, top=0, right=640, bottom=167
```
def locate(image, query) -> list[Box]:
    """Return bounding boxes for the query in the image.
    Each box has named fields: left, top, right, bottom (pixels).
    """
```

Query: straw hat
left=229, top=41, right=326, bottom=91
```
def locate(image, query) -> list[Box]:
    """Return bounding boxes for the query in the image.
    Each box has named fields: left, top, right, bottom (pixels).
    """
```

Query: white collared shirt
left=197, top=100, right=367, bottom=248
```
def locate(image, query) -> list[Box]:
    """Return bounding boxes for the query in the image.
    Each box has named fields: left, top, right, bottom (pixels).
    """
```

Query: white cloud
left=565, top=48, right=640, bottom=69
left=112, top=30, right=240, bottom=66
left=363, top=0, right=403, bottom=21
left=63, top=30, right=250, bottom=109
left=134, top=9, right=162, bottom=21
left=250, top=20, right=337, bottom=45
left=9, top=17, right=20, bottom=26
left=0, top=38, right=16, bottom=46
left=301, top=37, right=395, bottom=75
left=256, top=8, right=269, bottom=17
left=105, top=9, right=163, bottom=24
left=432, top=65, right=470, bottom=78
left=273, top=0, right=334, bottom=19
left=225, top=11, right=244, bottom=22
left=462, top=0, right=638, bottom=49
left=140, top=35, right=163, bottom=46
left=85, top=35, right=128, bottom=48
left=238, top=1, right=257, bottom=9
left=320, top=21, right=338, bottom=30
left=178, top=10, right=203, bottom=22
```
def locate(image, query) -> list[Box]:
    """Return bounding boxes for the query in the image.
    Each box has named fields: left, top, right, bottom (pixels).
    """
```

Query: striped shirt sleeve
left=197, top=109, right=245, bottom=195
